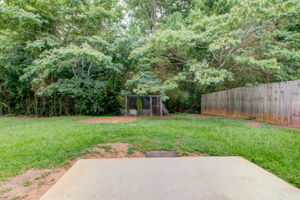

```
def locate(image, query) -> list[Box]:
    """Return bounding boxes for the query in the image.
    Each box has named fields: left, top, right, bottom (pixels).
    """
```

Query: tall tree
left=125, top=0, right=300, bottom=111
left=0, top=0, right=124, bottom=115
left=124, top=0, right=193, bottom=33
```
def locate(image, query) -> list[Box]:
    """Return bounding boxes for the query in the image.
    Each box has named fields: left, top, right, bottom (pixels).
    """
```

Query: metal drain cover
left=146, top=150, right=178, bottom=157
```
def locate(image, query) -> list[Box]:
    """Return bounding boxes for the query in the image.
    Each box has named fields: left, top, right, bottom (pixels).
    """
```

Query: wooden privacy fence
left=201, top=80, right=300, bottom=128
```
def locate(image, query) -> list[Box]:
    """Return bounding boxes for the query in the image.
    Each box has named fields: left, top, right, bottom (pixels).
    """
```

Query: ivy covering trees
left=0, top=0, right=299, bottom=115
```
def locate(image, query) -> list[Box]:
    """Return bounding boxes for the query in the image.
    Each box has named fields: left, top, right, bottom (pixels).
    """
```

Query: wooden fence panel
left=201, top=80, right=300, bottom=128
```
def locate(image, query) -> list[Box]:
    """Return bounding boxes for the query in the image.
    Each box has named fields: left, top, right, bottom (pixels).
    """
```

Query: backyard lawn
left=0, top=115, right=299, bottom=188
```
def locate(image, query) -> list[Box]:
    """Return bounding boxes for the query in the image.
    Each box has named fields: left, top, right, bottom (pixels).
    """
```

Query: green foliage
left=192, top=0, right=238, bottom=16
left=0, top=0, right=299, bottom=114
left=23, top=42, right=122, bottom=114
left=191, top=0, right=300, bottom=83
left=0, top=0, right=123, bottom=116
left=136, top=96, right=143, bottom=115
left=22, top=43, right=117, bottom=86
left=124, top=0, right=193, bottom=32
left=125, top=0, right=300, bottom=112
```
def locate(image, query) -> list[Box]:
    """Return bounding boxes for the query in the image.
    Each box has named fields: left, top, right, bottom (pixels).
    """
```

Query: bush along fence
left=201, top=80, right=300, bottom=128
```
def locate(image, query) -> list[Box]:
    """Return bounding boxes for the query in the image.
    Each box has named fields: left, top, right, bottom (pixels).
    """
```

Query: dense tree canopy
left=0, top=0, right=299, bottom=115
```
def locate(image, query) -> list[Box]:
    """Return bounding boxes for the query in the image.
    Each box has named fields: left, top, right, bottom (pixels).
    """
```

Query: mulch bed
left=245, top=122, right=261, bottom=127
left=187, top=115, right=208, bottom=119
left=77, top=116, right=137, bottom=124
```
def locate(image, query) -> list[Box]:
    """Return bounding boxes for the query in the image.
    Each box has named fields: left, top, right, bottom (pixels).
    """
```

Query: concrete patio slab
left=40, top=157, right=300, bottom=200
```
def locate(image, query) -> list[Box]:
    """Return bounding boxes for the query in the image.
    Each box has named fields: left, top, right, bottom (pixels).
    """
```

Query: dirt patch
left=187, top=115, right=208, bottom=119
left=0, top=143, right=144, bottom=200
left=0, top=168, right=66, bottom=200
left=0, top=140, right=204, bottom=200
left=180, top=152, right=206, bottom=157
left=0, top=143, right=205, bottom=200
left=81, top=142, right=145, bottom=159
left=77, top=116, right=137, bottom=124
left=245, top=122, right=261, bottom=127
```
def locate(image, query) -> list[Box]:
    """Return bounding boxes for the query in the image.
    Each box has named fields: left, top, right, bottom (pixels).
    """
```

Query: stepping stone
left=40, top=157, right=300, bottom=200
left=146, top=150, right=178, bottom=157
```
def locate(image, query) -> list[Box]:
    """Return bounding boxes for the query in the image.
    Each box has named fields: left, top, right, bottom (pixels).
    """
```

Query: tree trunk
left=151, top=0, right=157, bottom=31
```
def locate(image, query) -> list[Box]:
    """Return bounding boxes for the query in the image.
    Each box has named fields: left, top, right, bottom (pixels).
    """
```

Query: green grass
left=22, top=180, right=32, bottom=187
left=0, top=115, right=299, bottom=188
left=99, top=145, right=113, bottom=152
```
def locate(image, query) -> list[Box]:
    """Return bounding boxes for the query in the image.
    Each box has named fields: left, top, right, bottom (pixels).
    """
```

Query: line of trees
left=0, top=0, right=299, bottom=116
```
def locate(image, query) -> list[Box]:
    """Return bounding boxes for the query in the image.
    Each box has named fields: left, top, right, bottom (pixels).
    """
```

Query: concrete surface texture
left=40, top=157, right=300, bottom=200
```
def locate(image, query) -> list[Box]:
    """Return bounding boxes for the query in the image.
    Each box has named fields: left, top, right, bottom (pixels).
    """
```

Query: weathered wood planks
left=201, top=80, right=300, bottom=128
